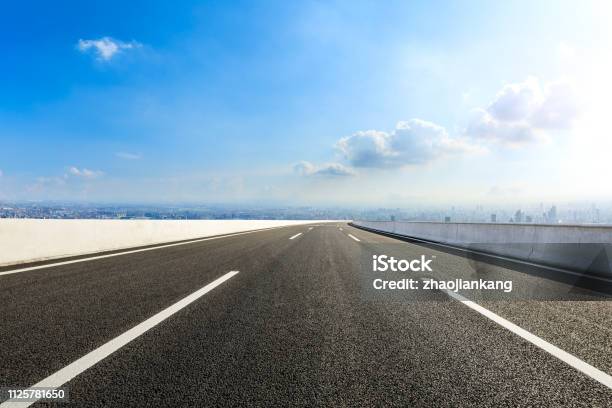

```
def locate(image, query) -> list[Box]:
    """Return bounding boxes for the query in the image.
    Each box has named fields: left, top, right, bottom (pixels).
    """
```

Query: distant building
left=490, top=214, right=497, bottom=223
left=545, top=205, right=558, bottom=223
left=514, top=209, right=523, bottom=223
left=444, top=216, right=451, bottom=223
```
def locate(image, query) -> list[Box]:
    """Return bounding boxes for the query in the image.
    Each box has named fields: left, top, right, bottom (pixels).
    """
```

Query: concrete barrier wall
left=352, top=221, right=612, bottom=278
left=0, top=219, right=326, bottom=266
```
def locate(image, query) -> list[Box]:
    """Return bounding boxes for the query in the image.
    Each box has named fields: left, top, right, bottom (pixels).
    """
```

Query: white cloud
left=77, top=37, right=142, bottom=61
left=294, top=161, right=355, bottom=176
left=488, top=77, right=543, bottom=122
left=466, top=109, right=538, bottom=145
left=466, top=77, right=579, bottom=146
left=315, top=163, right=356, bottom=176
left=68, top=166, right=104, bottom=179
left=531, top=82, right=579, bottom=129
left=115, top=152, right=142, bottom=160
left=337, top=118, right=481, bottom=168
left=294, top=161, right=316, bottom=176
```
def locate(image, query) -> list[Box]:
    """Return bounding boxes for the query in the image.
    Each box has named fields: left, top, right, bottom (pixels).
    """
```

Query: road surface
left=1, top=223, right=611, bottom=407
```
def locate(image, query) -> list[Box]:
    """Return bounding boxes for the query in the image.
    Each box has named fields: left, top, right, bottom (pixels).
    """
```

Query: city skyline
left=2, top=1, right=612, bottom=205
left=2, top=199, right=611, bottom=226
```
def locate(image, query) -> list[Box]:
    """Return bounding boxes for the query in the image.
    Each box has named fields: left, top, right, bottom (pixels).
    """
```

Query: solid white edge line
left=0, top=225, right=299, bottom=277
left=289, top=233, right=303, bottom=240
left=0, top=271, right=240, bottom=408
left=441, top=286, right=612, bottom=390
left=347, top=234, right=361, bottom=242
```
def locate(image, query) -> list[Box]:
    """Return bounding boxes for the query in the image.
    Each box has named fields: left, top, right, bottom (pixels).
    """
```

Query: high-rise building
left=515, top=209, right=523, bottom=223
left=546, top=205, right=558, bottom=223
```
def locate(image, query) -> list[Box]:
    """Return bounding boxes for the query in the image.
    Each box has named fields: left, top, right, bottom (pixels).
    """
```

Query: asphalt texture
left=1, top=223, right=611, bottom=407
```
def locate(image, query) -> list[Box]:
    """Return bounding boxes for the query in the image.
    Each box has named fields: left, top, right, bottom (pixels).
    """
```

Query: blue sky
left=1, top=1, right=611, bottom=205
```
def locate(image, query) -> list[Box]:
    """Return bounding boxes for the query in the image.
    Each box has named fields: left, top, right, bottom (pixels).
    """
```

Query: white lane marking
left=289, top=233, right=303, bottom=240
left=339, top=227, right=343, bottom=231
left=347, top=234, right=361, bottom=242
left=442, top=287, right=612, bottom=390
left=0, top=226, right=290, bottom=277
left=308, top=227, right=313, bottom=231
left=0, top=271, right=239, bottom=408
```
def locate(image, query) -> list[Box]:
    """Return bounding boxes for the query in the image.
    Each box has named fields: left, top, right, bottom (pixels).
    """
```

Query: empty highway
left=1, top=223, right=612, bottom=407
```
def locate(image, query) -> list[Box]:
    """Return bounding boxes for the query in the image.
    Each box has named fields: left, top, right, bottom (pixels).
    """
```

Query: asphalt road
left=1, top=223, right=611, bottom=407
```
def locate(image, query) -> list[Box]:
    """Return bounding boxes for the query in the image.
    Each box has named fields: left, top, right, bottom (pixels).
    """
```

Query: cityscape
left=1, top=201, right=611, bottom=225
left=3, top=2, right=612, bottom=406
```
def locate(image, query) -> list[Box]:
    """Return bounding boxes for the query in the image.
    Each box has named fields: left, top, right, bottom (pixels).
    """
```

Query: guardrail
left=351, top=220, right=612, bottom=279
